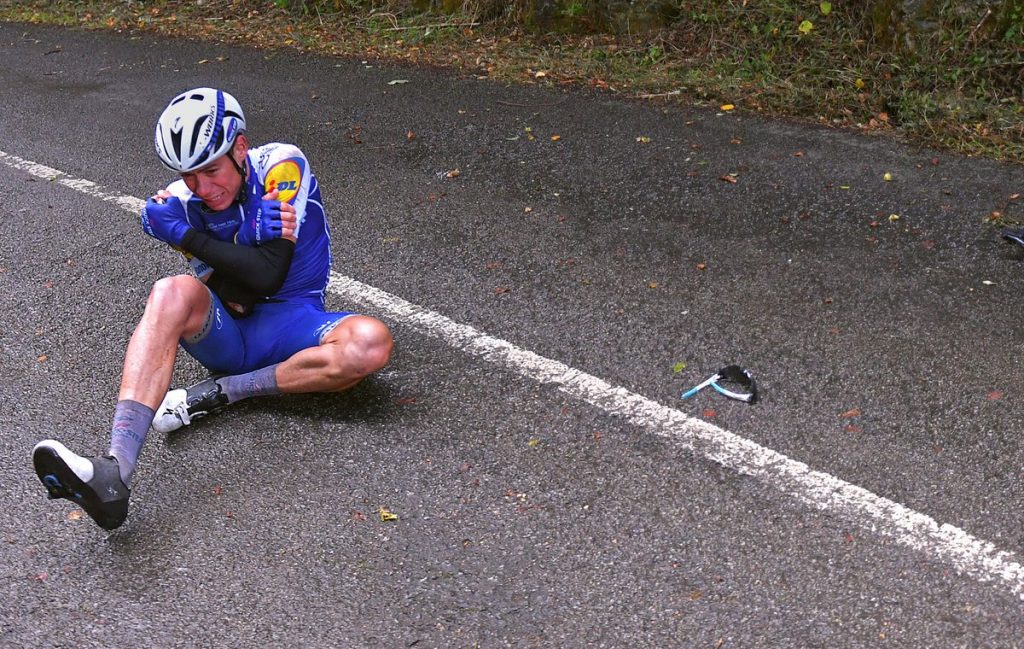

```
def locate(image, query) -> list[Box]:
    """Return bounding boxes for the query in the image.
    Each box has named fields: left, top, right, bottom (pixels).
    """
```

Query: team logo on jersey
left=264, top=158, right=303, bottom=203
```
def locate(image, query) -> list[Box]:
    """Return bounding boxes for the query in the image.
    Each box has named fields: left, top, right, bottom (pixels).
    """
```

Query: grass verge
left=1, top=0, right=1022, bottom=163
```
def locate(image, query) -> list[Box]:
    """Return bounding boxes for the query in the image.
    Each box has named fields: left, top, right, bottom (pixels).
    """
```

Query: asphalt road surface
left=1, top=22, right=1023, bottom=648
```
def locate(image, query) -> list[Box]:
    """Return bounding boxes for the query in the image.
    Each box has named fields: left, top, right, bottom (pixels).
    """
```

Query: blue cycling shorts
left=181, top=290, right=354, bottom=374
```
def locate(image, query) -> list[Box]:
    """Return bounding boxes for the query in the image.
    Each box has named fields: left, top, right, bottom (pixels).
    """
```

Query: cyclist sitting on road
left=32, top=87, right=393, bottom=530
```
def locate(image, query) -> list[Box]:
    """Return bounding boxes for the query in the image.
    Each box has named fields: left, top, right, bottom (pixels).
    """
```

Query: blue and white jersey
left=158, top=142, right=332, bottom=306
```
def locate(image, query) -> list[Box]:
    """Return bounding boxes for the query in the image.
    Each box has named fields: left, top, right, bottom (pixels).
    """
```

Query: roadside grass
left=1, top=0, right=1022, bottom=163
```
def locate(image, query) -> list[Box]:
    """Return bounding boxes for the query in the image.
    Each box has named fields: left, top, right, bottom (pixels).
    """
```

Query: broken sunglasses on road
left=681, top=365, right=758, bottom=404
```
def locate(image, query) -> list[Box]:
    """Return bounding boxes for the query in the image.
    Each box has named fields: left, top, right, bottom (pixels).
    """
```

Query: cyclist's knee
left=325, top=316, right=393, bottom=378
left=146, top=275, right=208, bottom=320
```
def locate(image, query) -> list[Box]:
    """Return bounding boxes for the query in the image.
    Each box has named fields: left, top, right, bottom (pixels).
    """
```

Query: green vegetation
left=2, top=0, right=1022, bottom=161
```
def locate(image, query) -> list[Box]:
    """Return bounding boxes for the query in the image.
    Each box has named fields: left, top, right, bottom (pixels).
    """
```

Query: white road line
left=5, top=148, right=1024, bottom=600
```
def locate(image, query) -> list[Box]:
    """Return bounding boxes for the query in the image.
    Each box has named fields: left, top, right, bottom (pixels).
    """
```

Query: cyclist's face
left=181, top=138, right=247, bottom=211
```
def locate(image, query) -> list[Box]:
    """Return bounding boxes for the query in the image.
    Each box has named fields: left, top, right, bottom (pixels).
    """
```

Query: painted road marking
left=4, top=148, right=1023, bottom=600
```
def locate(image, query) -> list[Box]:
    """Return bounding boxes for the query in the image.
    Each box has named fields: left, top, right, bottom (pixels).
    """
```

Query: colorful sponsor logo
left=264, top=159, right=302, bottom=203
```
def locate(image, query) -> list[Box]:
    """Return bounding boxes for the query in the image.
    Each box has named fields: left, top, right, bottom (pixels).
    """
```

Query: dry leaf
left=37, top=355, right=48, bottom=363
left=720, top=104, right=735, bottom=111
left=987, top=390, right=1004, bottom=401
left=378, top=506, right=399, bottom=522
left=720, top=174, right=739, bottom=183
left=839, top=408, right=861, bottom=418
left=68, top=510, right=83, bottom=521
left=445, top=169, right=461, bottom=178
left=494, top=286, right=510, bottom=295
left=702, top=408, right=717, bottom=418
left=550, top=135, right=561, bottom=142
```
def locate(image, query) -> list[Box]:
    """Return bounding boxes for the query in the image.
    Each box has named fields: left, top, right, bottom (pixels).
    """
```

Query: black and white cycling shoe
left=151, top=376, right=230, bottom=434
left=32, top=440, right=130, bottom=531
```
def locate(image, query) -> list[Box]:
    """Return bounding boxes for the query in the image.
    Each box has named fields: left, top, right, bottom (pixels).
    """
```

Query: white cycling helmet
left=154, top=87, right=246, bottom=173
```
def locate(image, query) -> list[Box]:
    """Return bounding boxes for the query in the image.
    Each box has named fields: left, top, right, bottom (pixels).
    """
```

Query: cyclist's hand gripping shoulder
left=235, top=189, right=298, bottom=247
left=140, top=194, right=191, bottom=246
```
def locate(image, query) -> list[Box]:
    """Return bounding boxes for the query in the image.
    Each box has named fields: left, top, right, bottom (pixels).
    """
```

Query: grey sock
left=108, top=399, right=154, bottom=486
left=216, top=363, right=280, bottom=404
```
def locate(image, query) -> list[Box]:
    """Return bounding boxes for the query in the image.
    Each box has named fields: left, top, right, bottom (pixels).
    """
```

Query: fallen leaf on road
left=702, top=408, right=716, bottom=418
left=844, top=424, right=863, bottom=433
left=528, top=438, right=541, bottom=448
left=67, top=510, right=82, bottom=521
left=987, top=390, right=1004, bottom=401
left=720, top=104, right=735, bottom=111
left=672, top=362, right=687, bottom=373
left=445, top=169, right=461, bottom=178
left=636, top=136, right=651, bottom=144
left=696, top=263, right=707, bottom=271
left=494, top=286, right=510, bottom=295
left=37, top=355, right=48, bottom=363
left=839, top=408, right=861, bottom=418
left=551, top=135, right=561, bottom=141
left=378, top=506, right=399, bottom=522
left=720, top=173, right=739, bottom=183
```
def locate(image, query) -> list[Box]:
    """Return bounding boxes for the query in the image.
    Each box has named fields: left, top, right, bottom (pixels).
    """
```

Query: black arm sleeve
left=180, top=230, right=295, bottom=296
